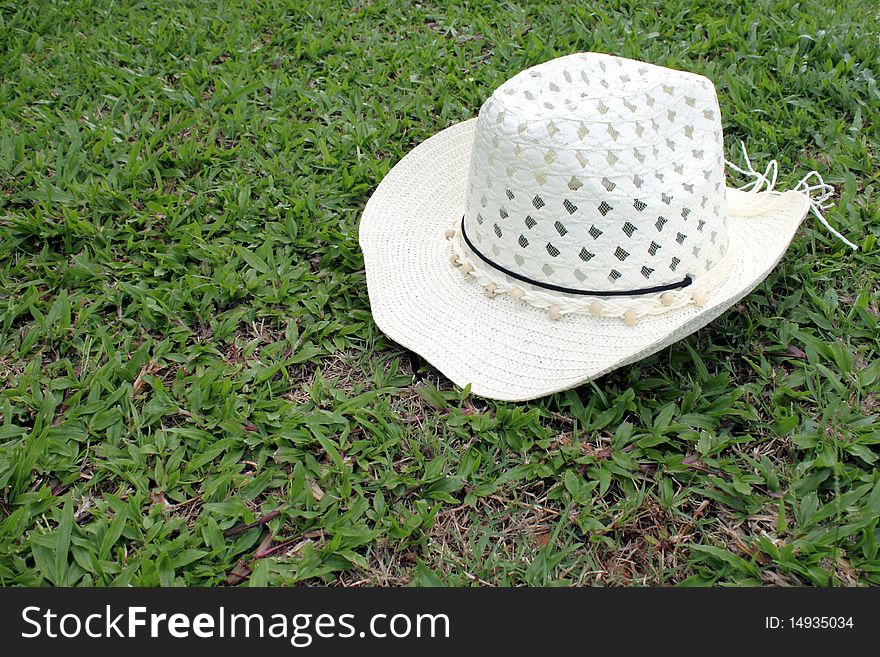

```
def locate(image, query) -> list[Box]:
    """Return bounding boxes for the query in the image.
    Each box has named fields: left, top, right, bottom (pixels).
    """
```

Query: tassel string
left=726, top=141, right=858, bottom=251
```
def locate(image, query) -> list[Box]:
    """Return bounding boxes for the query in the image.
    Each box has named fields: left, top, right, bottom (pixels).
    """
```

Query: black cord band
left=459, top=216, right=692, bottom=297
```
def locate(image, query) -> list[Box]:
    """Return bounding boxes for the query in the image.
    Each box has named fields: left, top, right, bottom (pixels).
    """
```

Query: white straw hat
left=359, top=52, right=856, bottom=401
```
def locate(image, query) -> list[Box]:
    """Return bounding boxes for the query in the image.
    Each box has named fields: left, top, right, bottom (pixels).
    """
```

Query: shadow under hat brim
left=359, top=119, right=811, bottom=401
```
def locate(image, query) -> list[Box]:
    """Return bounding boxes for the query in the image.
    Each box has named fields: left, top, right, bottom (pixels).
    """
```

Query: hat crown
left=462, top=52, right=730, bottom=294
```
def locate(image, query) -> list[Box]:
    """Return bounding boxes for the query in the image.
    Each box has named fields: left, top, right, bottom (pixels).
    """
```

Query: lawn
left=0, top=0, right=878, bottom=586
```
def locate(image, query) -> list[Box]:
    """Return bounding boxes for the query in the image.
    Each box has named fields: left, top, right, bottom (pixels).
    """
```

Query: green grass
left=0, top=0, right=878, bottom=586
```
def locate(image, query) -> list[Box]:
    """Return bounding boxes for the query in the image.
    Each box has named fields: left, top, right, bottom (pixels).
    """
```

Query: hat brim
left=359, top=119, right=811, bottom=401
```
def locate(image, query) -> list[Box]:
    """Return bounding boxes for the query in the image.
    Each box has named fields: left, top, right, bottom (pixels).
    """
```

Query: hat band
left=460, top=216, right=693, bottom=297
left=449, top=217, right=735, bottom=321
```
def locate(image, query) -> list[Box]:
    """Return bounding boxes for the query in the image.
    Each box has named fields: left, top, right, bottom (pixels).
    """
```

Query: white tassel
left=725, top=141, right=778, bottom=193
left=792, top=171, right=859, bottom=251
left=726, top=141, right=858, bottom=251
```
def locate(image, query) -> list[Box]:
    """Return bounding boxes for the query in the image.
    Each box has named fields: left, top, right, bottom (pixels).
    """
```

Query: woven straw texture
left=464, top=53, right=728, bottom=294
left=360, top=119, right=811, bottom=401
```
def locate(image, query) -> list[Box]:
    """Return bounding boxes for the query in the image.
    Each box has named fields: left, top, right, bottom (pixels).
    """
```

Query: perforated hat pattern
left=461, top=52, right=729, bottom=294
